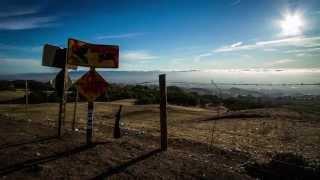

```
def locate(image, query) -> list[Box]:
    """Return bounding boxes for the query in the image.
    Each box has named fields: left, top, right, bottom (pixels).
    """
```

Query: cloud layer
left=0, top=4, right=59, bottom=30
left=214, top=36, right=320, bottom=53
left=121, top=51, right=158, bottom=61
left=96, top=33, right=144, bottom=39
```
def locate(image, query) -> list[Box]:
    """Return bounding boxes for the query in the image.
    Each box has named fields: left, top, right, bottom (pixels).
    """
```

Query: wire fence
left=0, top=78, right=319, bottom=177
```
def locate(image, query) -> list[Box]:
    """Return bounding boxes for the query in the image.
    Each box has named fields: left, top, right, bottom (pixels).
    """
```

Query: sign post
left=62, top=64, right=69, bottom=128
left=69, top=38, right=119, bottom=145
left=42, top=44, right=75, bottom=137
left=75, top=67, right=108, bottom=145
left=57, top=67, right=68, bottom=137
left=72, top=88, right=79, bottom=131
left=54, top=68, right=72, bottom=137
left=87, top=101, right=94, bottom=144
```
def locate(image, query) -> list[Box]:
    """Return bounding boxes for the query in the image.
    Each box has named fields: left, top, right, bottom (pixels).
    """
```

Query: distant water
left=1, top=69, right=320, bottom=95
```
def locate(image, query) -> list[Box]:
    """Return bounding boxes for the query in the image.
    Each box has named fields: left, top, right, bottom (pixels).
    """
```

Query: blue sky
left=0, top=0, right=320, bottom=74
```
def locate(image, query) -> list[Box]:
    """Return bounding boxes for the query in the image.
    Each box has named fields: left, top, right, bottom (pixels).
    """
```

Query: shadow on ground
left=0, top=136, right=58, bottom=150
left=91, top=149, right=162, bottom=179
left=0, top=142, right=107, bottom=176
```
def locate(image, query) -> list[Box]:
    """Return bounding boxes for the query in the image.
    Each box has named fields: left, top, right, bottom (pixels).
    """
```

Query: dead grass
left=0, top=101, right=319, bottom=162
left=0, top=90, right=25, bottom=102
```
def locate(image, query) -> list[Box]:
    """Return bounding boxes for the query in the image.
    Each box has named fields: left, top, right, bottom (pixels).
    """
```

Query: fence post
left=159, top=74, right=168, bottom=151
left=57, top=66, right=68, bottom=137
left=62, top=66, right=68, bottom=127
left=25, top=80, right=28, bottom=119
left=114, top=105, right=122, bottom=138
left=58, top=98, right=63, bottom=137
left=72, top=88, right=79, bottom=131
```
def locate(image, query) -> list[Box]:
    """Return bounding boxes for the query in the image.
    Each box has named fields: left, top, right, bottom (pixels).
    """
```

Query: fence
left=0, top=78, right=319, bottom=178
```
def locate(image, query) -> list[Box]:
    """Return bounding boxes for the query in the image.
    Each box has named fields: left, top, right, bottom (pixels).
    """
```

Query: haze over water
left=2, top=69, right=319, bottom=95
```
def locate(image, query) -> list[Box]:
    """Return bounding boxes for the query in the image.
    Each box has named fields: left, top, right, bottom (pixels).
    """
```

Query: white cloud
left=285, top=47, right=320, bottom=53
left=202, top=68, right=320, bottom=73
left=96, top=33, right=144, bottom=39
left=0, top=16, right=59, bottom=30
left=30, top=46, right=43, bottom=52
left=263, top=59, right=295, bottom=67
left=214, top=36, right=320, bottom=53
left=0, top=5, right=41, bottom=17
left=263, top=48, right=278, bottom=52
left=241, top=54, right=252, bottom=59
left=121, top=51, right=158, bottom=61
left=0, top=58, right=40, bottom=67
left=0, top=43, right=42, bottom=52
left=0, top=4, right=59, bottom=30
left=194, top=53, right=213, bottom=62
left=230, top=41, right=242, bottom=48
left=296, top=53, right=305, bottom=57
left=0, top=58, right=51, bottom=74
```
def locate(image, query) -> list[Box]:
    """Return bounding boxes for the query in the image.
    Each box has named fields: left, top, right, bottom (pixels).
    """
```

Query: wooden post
left=114, top=105, right=122, bottom=138
left=87, top=101, right=94, bottom=145
left=25, top=80, right=28, bottom=119
left=57, top=65, right=69, bottom=137
left=62, top=65, right=68, bottom=127
left=159, top=74, right=168, bottom=151
left=72, top=88, right=79, bottom=131
left=57, top=97, right=63, bottom=137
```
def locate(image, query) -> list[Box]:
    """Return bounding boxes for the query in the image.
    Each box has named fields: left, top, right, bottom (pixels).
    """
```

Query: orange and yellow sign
left=67, top=38, right=119, bottom=68
left=75, top=69, right=108, bottom=102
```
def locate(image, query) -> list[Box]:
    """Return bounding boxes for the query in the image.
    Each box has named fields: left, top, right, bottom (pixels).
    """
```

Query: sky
left=0, top=0, right=320, bottom=74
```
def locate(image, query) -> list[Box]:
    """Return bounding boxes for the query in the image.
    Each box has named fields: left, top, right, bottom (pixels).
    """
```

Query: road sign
left=42, top=44, right=67, bottom=68
left=54, top=69, right=72, bottom=97
left=42, top=44, right=77, bottom=69
left=75, top=69, right=108, bottom=102
left=67, top=38, right=119, bottom=68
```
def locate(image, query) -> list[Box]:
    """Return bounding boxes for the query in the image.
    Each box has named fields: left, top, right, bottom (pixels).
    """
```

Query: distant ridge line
left=167, top=81, right=320, bottom=86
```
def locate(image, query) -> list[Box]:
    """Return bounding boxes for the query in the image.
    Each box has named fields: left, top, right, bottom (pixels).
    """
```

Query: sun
left=279, top=11, right=304, bottom=36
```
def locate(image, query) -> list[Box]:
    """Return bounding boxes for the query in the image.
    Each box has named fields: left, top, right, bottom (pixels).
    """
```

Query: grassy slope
left=0, top=100, right=319, bottom=161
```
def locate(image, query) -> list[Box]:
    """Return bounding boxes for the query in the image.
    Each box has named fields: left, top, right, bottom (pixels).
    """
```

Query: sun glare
left=279, top=11, right=304, bottom=36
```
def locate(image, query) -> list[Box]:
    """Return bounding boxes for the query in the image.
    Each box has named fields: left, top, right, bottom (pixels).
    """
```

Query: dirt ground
left=0, top=100, right=319, bottom=179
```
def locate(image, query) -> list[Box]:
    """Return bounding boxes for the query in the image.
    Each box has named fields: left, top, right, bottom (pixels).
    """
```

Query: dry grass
left=0, top=100, right=319, bottom=162
left=0, top=90, right=25, bottom=102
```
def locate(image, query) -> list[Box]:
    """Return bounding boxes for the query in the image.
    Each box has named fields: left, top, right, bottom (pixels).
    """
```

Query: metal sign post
left=42, top=43, right=76, bottom=137
left=72, top=88, right=79, bottom=131
left=75, top=67, right=108, bottom=145
left=67, top=38, right=119, bottom=145
left=87, top=101, right=94, bottom=144
left=57, top=68, right=66, bottom=137
left=62, top=64, right=69, bottom=128
left=56, top=66, right=70, bottom=137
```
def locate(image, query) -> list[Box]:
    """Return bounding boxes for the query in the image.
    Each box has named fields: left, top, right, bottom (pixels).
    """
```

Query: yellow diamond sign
left=75, top=70, right=108, bottom=102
